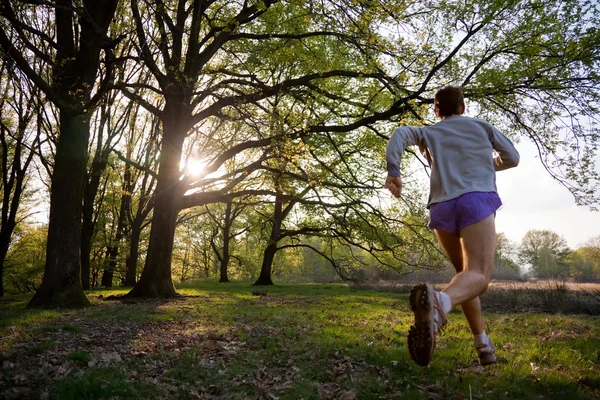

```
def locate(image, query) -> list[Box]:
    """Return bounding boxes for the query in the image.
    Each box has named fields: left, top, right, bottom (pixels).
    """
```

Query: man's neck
left=440, top=114, right=462, bottom=120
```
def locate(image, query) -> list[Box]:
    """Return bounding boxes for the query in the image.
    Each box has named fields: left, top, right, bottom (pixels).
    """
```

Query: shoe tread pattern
left=408, top=284, right=435, bottom=366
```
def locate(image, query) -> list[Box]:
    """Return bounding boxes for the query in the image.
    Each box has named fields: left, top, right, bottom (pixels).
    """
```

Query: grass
left=68, top=349, right=92, bottom=365
left=0, top=281, right=599, bottom=399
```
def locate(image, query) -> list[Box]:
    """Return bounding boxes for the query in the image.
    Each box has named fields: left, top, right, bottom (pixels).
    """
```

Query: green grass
left=0, top=282, right=599, bottom=399
left=30, top=339, right=56, bottom=355
left=49, top=366, right=160, bottom=400
left=68, top=349, right=92, bottom=365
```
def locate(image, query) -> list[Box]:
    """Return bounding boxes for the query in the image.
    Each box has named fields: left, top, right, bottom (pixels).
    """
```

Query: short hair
left=434, top=86, right=464, bottom=117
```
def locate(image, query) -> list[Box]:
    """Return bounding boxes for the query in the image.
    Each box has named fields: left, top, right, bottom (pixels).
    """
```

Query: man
left=385, top=86, right=519, bottom=366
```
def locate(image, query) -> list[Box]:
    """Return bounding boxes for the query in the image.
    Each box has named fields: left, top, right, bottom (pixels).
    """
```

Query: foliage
left=570, top=235, right=600, bottom=282
left=3, top=224, right=47, bottom=295
left=519, top=229, right=571, bottom=278
left=494, top=232, right=522, bottom=280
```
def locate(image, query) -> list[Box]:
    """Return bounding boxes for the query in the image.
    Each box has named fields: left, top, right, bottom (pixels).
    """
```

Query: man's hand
left=385, top=175, right=402, bottom=198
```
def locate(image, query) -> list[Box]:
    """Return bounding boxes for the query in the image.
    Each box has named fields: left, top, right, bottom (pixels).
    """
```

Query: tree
left=519, top=229, right=570, bottom=278
left=81, top=93, right=133, bottom=289
left=570, top=235, right=600, bottom=282
left=579, top=236, right=600, bottom=264
left=494, top=233, right=521, bottom=279
left=3, top=224, right=47, bottom=295
left=0, top=0, right=121, bottom=307
left=122, top=0, right=412, bottom=297
left=8, top=0, right=598, bottom=297
left=205, top=200, right=250, bottom=283
left=567, top=251, right=595, bottom=282
left=117, top=111, right=160, bottom=286
left=0, top=62, right=44, bottom=297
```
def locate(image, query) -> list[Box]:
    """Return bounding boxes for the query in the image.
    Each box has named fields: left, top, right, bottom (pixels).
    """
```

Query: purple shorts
left=428, top=192, right=502, bottom=234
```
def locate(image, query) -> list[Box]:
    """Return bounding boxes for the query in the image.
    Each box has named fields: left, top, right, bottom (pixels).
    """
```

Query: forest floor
left=0, top=282, right=599, bottom=399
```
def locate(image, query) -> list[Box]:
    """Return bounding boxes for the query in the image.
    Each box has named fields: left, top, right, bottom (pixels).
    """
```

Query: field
left=1, top=282, right=599, bottom=399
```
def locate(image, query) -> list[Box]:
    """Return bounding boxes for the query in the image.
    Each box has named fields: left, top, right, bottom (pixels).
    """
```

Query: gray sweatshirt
left=386, top=115, right=520, bottom=207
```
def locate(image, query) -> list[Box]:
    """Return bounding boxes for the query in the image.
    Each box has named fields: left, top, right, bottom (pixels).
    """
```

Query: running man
left=385, top=86, right=520, bottom=366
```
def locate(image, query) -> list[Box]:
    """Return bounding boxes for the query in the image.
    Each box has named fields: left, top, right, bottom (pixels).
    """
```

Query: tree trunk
left=100, top=267, right=114, bottom=287
left=124, top=223, right=141, bottom=286
left=101, top=175, right=129, bottom=288
left=125, top=117, right=186, bottom=298
left=101, top=246, right=116, bottom=287
left=219, top=201, right=232, bottom=283
left=28, top=112, right=91, bottom=308
left=80, top=215, right=93, bottom=289
left=81, top=143, right=110, bottom=290
left=0, top=0, right=119, bottom=307
left=81, top=148, right=108, bottom=290
left=219, top=247, right=231, bottom=282
left=125, top=181, right=179, bottom=297
left=254, top=196, right=283, bottom=286
left=0, top=243, right=7, bottom=297
left=0, top=192, right=18, bottom=297
left=254, top=243, right=277, bottom=285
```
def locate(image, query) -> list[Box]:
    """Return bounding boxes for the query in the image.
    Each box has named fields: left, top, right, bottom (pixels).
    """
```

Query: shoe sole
left=408, top=322, right=435, bottom=366
left=408, top=284, right=435, bottom=366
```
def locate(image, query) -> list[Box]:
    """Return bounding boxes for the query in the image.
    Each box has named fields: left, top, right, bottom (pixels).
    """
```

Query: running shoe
left=476, top=340, right=497, bottom=366
left=407, top=284, right=448, bottom=366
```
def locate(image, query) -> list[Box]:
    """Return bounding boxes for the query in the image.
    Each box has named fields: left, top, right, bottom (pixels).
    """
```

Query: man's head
left=434, top=86, right=465, bottom=118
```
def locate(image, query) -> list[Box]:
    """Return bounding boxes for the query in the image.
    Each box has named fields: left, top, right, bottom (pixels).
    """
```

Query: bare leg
left=408, top=214, right=497, bottom=366
left=441, top=214, right=496, bottom=306
left=435, top=230, right=485, bottom=336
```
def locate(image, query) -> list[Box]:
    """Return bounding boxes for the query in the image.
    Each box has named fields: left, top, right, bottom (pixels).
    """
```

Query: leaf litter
left=0, top=296, right=376, bottom=399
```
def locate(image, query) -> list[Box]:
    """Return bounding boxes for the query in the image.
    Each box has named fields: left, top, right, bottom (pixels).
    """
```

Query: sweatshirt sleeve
left=386, top=126, right=423, bottom=176
left=488, top=124, right=520, bottom=171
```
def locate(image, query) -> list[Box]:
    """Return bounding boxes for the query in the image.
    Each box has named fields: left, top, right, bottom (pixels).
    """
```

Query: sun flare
left=186, top=159, right=207, bottom=176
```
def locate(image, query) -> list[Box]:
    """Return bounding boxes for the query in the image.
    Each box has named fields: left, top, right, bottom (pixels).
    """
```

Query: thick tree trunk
left=254, top=196, right=283, bottom=286
left=125, top=116, right=186, bottom=298
left=125, top=183, right=179, bottom=296
left=219, top=201, right=232, bottom=283
left=28, top=112, right=91, bottom=308
left=254, top=243, right=277, bottom=285
left=219, top=249, right=230, bottom=283
left=1, top=0, right=119, bottom=307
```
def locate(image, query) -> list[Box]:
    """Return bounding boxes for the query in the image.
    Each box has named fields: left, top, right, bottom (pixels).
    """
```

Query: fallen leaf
left=530, top=362, right=539, bottom=372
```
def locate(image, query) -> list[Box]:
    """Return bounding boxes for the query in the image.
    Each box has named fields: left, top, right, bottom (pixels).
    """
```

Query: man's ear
left=458, top=103, right=465, bottom=115
left=434, top=106, right=441, bottom=118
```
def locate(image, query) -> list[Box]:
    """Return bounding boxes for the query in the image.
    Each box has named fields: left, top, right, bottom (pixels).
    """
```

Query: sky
left=495, top=140, right=600, bottom=249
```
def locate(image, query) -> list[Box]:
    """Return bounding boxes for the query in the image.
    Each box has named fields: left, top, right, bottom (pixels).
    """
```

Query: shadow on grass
left=1, top=282, right=599, bottom=399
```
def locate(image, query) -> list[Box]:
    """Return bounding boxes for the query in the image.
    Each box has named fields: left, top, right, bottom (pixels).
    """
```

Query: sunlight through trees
left=0, top=0, right=599, bottom=302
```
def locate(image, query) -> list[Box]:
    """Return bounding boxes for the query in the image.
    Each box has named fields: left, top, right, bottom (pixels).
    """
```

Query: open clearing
left=1, top=282, right=599, bottom=399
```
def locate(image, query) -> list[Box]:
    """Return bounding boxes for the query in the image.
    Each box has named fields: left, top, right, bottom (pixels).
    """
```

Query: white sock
left=474, top=332, right=489, bottom=347
left=437, top=291, right=452, bottom=314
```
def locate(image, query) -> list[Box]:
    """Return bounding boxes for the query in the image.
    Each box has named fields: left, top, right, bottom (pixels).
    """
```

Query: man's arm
left=488, top=126, right=520, bottom=171
left=385, top=126, right=423, bottom=197
left=386, top=126, right=423, bottom=175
